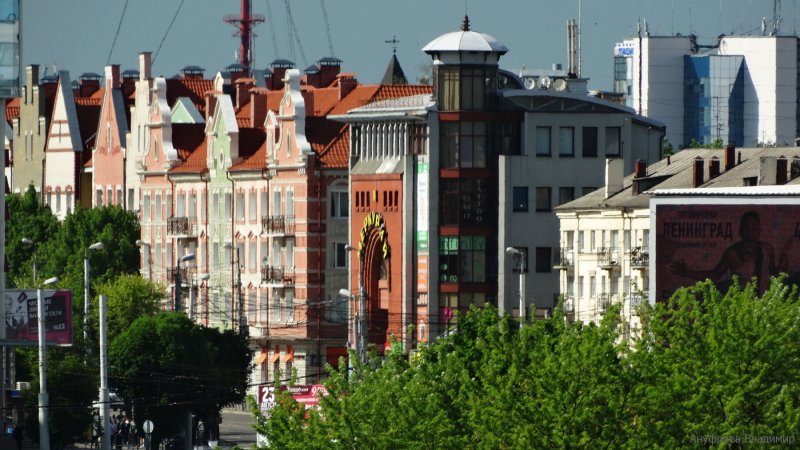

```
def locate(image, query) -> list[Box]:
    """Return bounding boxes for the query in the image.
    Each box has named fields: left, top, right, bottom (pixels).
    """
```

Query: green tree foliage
left=20, top=349, right=97, bottom=450
left=6, top=185, right=59, bottom=286
left=93, top=274, right=163, bottom=342
left=256, top=279, right=800, bottom=448
left=688, top=137, right=724, bottom=149
left=109, top=313, right=251, bottom=445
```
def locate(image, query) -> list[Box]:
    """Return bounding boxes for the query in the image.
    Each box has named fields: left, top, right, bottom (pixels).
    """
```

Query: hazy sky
left=22, top=0, right=798, bottom=91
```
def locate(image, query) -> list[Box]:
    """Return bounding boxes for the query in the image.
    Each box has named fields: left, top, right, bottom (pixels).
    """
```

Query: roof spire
left=461, top=15, right=470, bottom=32
left=385, top=35, right=400, bottom=54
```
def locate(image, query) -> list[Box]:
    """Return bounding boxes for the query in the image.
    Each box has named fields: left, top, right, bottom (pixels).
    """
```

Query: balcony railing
left=598, top=293, right=612, bottom=312
left=562, top=295, right=575, bottom=313
left=165, top=266, right=192, bottom=284
left=167, top=216, right=198, bottom=237
left=261, top=265, right=295, bottom=285
left=630, top=247, right=649, bottom=270
left=630, top=291, right=649, bottom=307
left=261, top=215, right=296, bottom=236
left=553, top=247, right=575, bottom=270
left=597, top=247, right=620, bottom=270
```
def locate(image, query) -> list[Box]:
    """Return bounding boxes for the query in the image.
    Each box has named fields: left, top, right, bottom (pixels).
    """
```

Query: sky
left=22, top=0, right=799, bottom=91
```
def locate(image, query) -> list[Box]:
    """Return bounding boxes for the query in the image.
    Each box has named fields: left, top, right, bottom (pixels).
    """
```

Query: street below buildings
left=218, top=407, right=258, bottom=448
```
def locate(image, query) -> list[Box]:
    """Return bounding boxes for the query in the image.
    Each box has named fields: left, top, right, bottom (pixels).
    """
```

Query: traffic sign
left=143, top=420, right=154, bottom=434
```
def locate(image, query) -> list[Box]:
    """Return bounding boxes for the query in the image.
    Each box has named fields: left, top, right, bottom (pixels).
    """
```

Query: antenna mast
left=224, top=0, right=265, bottom=73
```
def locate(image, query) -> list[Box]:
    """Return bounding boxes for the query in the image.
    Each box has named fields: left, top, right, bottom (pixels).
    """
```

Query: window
left=582, top=126, right=598, bottom=157
left=155, top=243, right=161, bottom=272
left=535, top=187, right=551, bottom=212
left=260, top=191, right=268, bottom=218
left=143, top=195, right=151, bottom=222
left=249, top=242, right=257, bottom=271
left=605, top=126, right=621, bottom=156
left=285, top=290, right=295, bottom=322
left=535, top=247, right=552, bottom=272
left=512, top=186, right=528, bottom=212
left=271, top=295, right=281, bottom=322
left=273, top=190, right=282, bottom=216
left=155, top=194, right=162, bottom=222
left=331, top=191, right=348, bottom=218
left=248, top=192, right=257, bottom=221
left=286, top=191, right=295, bottom=219
left=578, top=231, right=584, bottom=253
left=436, top=66, right=498, bottom=111
left=590, top=230, right=596, bottom=251
left=259, top=291, right=268, bottom=323
left=189, top=192, right=197, bottom=217
left=55, top=192, right=61, bottom=212
left=66, top=192, right=72, bottom=214
left=559, top=127, right=574, bottom=156
left=334, top=243, right=348, bottom=268
left=439, top=236, right=487, bottom=283
left=558, top=187, right=575, bottom=206
left=224, top=193, right=232, bottom=220
left=248, top=292, right=256, bottom=323
left=128, top=188, right=135, bottom=210
left=536, top=126, right=551, bottom=156
left=236, top=192, right=245, bottom=220
left=212, top=242, right=219, bottom=269
left=96, top=189, right=102, bottom=207
left=578, top=276, right=584, bottom=298
left=440, top=121, right=489, bottom=168
left=107, top=188, right=113, bottom=206
left=440, top=178, right=489, bottom=226
left=590, top=275, right=596, bottom=298
left=624, top=230, right=631, bottom=252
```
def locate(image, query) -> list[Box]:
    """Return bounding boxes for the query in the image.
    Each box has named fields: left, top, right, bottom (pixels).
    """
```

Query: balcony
left=167, top=216, right=198, bottom=238
left=598, top=293, right=612, bottom=313
left=261, top=215, right=296, bottom=236
left=597, top=247, right=620, bottom=270
left=261, top=265, right=295, bottom=287
left=553, top=247, right=575, bottom=271
left=630, top=247, right=649, bottom=270
left=165, top=266, right=192, bottom=285
left=630, top=291, right=649, bottom=308
left=562, top=295, right=575, bottom=314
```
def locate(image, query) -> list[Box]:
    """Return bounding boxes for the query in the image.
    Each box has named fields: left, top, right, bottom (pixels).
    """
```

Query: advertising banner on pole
left=4, top=289, right=73, bottom=345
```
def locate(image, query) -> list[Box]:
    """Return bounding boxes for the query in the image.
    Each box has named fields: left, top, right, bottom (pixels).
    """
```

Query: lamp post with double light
left=38, top=275, right=59, bottom=450
left=506, top=247, right=526, bottom=322
left=84, top=242, right=104, bottom=343
left=175, top=253, right=195, bottom=313
left=189, top=273, right=210, bottom=322
left=344, top=244, right=366, bottom=363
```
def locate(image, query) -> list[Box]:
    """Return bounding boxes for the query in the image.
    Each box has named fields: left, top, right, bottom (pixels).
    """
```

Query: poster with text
left=655, top=204, right=800, bottom=302
left=4, top=289, right=73, bottom=345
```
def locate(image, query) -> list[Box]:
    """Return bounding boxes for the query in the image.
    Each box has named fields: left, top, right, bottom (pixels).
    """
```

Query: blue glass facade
left=684, top=55, right=744, bottom=147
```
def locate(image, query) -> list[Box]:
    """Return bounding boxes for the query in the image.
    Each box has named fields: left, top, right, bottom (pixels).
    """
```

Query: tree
left=5, top=185, right=60, bottom=287
left=93, top=274, right=163, bottom=342
left=627, top=279, right=800, bottom=447
left=109, top=313, right=251, bottom=446
left=255, top=280, right=800, bottom=448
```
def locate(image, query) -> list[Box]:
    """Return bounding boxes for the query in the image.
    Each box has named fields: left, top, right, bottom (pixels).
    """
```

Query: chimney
left=79, top=75, right=100, bottom=98
left=708, top=157, right=720, bottom=179
left=693, top=156, right=704, bottom=187
left=338, top=74, right=358, bottom=100
left=235, top=78, right=254, bottom=109
left=319, top=57, right=341, bottom=87
left=139, top=52, right=152, bottom=80
left=758, top=156, right=778, bottom=185
left=204, top=90, right=217, bottom=123
left=777, top=156, right=788, bottom=185
left=791, top=156, right=800, bottom=180
left=634, top=159, right=647, bottom=178
left=269, top=60, right=294, bottom=90
left=724, top=144, right=736, bottom=170
left=104, top=65, right=121, bottom=90
left=250, top=87, right=267, bottom=129
left=604, top=158, right=624, bottom=198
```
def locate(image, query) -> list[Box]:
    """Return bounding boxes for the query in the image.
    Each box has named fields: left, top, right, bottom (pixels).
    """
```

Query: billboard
left=655, top=204, right=800, bottom=302
left=4, top=289, right=73, bottom=345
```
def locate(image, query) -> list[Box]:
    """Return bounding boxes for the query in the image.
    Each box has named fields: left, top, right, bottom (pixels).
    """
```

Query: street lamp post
left=224, top=243, right=246, bottom=336
left=136, top=240, right=151, bottom=280
left=21, top=238, right=37, bottom=283
left=189, top=273, right=210, bottom=322
left=175, top=254, right=196, bottom=313
left=344, top=245, right=366, bottom=363
left=84, top=242, right=104, bottom=343
left=506, top=247, right=526, bottom=321
left=38, top=275, right=59, bottom=450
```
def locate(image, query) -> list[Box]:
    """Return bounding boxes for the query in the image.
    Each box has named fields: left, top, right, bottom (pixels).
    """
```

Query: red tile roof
left=169, top=137, right=208, bottom=174
left=229, top=127, right=267, bottom=172
left=327, top=85, right=380, bottom=116
left=172, top=123, right=207, bottom=161
left=372, top=84, right=431, bottom=102
left=317, top=125, right=349, bottom=169
left=166, top=78, right=213, bottom=112
left=5, top=97, right=19, bottom=125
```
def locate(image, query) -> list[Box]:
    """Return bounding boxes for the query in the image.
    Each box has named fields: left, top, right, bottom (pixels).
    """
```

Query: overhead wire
left=153, top=0, right=187, bottom=65
left=106, top=0, right=131, bottom=64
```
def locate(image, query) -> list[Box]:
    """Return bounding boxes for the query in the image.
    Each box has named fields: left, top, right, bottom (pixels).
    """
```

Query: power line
left=153, top=0, right=187, bottom=65
left=106, top=0, right=131, bottom=64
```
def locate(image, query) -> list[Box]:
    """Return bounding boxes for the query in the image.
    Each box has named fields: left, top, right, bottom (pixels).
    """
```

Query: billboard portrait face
left=655, top=204, right=800, bottom=302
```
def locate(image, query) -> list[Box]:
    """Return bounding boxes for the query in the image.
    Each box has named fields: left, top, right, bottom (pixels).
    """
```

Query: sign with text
left=655, top=204, right=800, bottom=302
left=258, top=384, right=329, bottom=412
left=4, top=289, right=73, bottom=345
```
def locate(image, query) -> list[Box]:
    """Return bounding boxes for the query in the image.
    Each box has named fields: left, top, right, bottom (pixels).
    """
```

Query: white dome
left=423, top=30, right=508, bottom=54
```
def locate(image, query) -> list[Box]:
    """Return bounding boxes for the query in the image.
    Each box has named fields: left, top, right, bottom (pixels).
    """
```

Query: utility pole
left=224, top=0, right=265, bottom=73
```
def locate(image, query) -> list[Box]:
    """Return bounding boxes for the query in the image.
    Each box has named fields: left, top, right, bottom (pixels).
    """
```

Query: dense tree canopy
left=109, top=313, right=252, bottom=445
left=255, top=279, right=800, bottom=449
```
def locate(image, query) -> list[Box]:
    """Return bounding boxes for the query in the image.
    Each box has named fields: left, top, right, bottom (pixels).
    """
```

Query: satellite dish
left=553, top=78, right=567, bottom=91
left=524, top=78, right=536, bottom=90
left=536, top=75, right=552, bottom=90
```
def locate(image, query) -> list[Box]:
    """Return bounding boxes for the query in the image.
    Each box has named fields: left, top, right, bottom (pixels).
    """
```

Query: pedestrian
left=12, top=423, right=23, bottom=450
